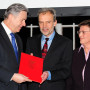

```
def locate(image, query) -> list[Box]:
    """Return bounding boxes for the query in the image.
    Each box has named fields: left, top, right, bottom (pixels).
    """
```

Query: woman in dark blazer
left=67, top=20, right=90, bottom=90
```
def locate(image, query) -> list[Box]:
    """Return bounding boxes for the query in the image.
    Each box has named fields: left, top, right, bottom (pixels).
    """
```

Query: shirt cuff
left=47, top=71, right=51, bottom=80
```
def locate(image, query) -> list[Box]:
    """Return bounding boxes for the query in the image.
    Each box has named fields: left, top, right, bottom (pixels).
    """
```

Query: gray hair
left=38, top=8, right=56, bottom=21
left=4, top=3, right=28, bottom=19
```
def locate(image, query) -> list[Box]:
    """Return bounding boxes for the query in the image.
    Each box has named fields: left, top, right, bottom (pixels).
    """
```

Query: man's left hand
left=41, top=71, right=49, bottom=84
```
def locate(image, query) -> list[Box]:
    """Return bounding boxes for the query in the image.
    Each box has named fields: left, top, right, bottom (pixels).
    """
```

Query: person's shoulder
left=73, top=47, right=79, bottom=55
left=27, top=34, right=41, bottom=41
left=15, top=33, right=21, bottom=39
left=56, top=32, right=72, bottom=43
left=73, top=48, right=79, bottom=52
left=0, top=23, right=5, bottom=33
left=15, top=33, right=23, bottom=43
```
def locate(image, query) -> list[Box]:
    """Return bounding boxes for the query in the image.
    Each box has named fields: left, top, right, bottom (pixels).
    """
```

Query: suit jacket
left=26, top=32, right=73, bottom=90
left=0, top=23, right=26, bottom=90
left=66, top=48, right=90, bottom=90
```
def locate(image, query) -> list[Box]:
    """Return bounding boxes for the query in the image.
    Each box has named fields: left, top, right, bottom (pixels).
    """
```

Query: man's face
left=79, top=25, right=90, bottom=46
left=39, top=11, right=57, bottom=37
left=11, top=11, right=27, bottom=33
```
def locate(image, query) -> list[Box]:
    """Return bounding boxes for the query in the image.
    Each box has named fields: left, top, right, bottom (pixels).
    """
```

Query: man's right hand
left=11, top=73, right=32, bottom=83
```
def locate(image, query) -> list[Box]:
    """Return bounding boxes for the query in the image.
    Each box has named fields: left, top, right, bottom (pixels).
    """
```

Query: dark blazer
left=26, top=32, right=73, bottom=90
left=0, top=23, right=26, bottom=90
left=66, top=48, right=90, bottom=90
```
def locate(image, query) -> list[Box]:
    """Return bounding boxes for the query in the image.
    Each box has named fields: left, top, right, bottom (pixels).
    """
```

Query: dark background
left=18, top=16, right=90, bottom=51
left=0, top=7, right=90, bottom=52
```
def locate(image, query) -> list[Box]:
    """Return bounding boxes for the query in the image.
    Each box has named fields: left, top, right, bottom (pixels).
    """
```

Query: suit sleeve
left=26, top=37, right=31, bottom=54
left=0, top=67, right=14, bottom=83
left=51, top=40, right=73, bottom=81
left=0, top=34, right=22, bottom=84
left=66, top=75, right=73, bottom=90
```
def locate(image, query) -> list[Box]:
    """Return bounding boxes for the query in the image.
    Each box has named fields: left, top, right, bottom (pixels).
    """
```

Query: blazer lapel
left=0, top=24, right=19, bottom=65
left=45, top=32, right=59, bottom=58
left=0, top=24, right=13, bottom=50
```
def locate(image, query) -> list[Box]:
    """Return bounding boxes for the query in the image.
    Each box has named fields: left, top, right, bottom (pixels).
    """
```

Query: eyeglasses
left=77, top=31, right=90, bottom=35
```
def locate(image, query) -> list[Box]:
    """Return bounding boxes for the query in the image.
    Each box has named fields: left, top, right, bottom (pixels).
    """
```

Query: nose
left=43, top=22, right=47, bottom=28
left=79, top=32, right=83, bottom=38
left=22, top=21, right=26, bottom=26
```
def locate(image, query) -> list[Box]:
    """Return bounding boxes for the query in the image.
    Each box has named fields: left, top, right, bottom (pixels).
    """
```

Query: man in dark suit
left=0, top=3, right=32, bottom=90
left=66, top=20, right=90, bottom=90
left=26, top=8, right=72, bottom=90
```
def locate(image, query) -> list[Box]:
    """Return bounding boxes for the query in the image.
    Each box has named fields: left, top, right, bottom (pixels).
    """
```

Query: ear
left=54, top=20, right=57, bottom=26
left=8, top=14, right=14, bottom=21
left=8, top=14, right=13, bottom=18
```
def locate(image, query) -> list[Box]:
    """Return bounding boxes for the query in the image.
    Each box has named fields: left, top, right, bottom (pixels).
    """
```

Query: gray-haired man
left=0, top=3, right=31, bottom=90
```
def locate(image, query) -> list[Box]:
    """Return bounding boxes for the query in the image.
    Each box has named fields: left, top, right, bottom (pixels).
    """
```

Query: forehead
left=18, top=11, right=27, bottom=15
left=39, top=11, right=53, bottom=17
left=39, top=11, right=53, bottom=15
left=80, top=25, right=90, bottom=30
left=39, top=11, right=54, bottom=21
left=15, top=11, right=27, bottom=20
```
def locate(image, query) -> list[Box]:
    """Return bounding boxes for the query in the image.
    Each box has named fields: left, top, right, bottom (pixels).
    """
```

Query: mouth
left=19, top=27, right=22, bottom=30
left=80, top=38, right=84, bottom=40
left=42, top=28, right=48, bottom=32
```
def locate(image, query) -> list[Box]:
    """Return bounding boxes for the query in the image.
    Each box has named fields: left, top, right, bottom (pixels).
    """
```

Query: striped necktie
left=42, top=38, right=49, bottom=59
left=10, top=33, right=18, bottom=63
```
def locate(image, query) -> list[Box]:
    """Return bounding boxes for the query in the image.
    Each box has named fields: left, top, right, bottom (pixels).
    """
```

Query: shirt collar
left=41, top=31, right=55, bottom=41
left=1, top=21, right=12, bottom=35
left=79, top=45, right=84, bottom=52
left=79, top=45, right=90, bottom=53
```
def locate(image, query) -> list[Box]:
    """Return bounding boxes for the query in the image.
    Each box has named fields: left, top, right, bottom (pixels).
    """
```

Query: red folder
left=19, top=52, right=43, bottom=83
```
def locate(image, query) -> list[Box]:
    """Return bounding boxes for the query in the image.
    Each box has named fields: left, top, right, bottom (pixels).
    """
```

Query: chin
left=80, top=42, right=85, bottom=45
left=42, top=32, right=48, bottom=35
left=17, top=29, right=21, bottom=32
left=80, top=41, right=83, bottom=44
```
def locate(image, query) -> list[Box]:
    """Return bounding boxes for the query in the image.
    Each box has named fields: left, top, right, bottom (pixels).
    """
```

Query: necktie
left=42, top=38, right=49, bottom=59
left=10, top=33, right=18, bottom=63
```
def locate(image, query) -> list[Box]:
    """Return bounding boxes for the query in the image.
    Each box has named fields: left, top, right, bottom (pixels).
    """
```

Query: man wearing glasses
left=67, top=20, right=90, bottom=90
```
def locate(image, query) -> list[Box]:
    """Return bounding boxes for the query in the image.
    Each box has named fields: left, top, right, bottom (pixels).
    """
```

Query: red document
left=19, top=52, right=43, bottom=83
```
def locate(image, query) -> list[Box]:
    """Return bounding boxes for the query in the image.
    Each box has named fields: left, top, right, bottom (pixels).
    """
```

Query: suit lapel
left=45, top=32, right=59, bottom=59
left=0, top=24, right=19, bottom=65
left=74, top=48, right=86, bottom=84
left=0, top=24, right=14, bottom=50
left=15, top=34, right=23, bottom=64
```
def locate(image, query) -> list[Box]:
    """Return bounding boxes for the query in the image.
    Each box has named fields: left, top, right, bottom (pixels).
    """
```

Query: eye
left=47, top=21, right=51, bottom=23
left=82, top=31, right=85, bottom=34
left=39, top=22, right=43, bottom=24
